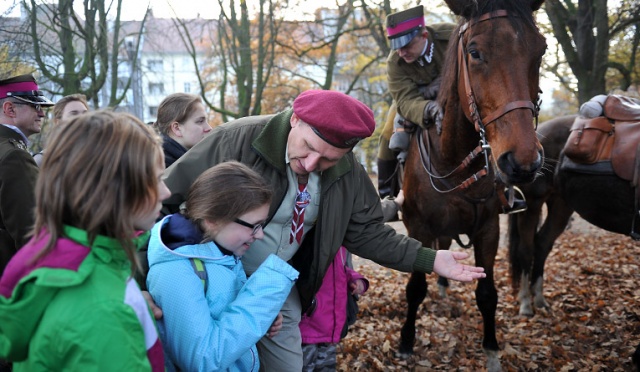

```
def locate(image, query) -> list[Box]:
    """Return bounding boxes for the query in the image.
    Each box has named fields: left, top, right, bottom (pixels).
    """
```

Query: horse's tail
left=507, top=213, right=523, bottom=294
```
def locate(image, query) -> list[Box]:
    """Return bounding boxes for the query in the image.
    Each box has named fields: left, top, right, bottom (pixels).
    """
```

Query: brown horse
left=399, top=0, right=546, bottom=370
left=507, top=113, right=640, bottom=368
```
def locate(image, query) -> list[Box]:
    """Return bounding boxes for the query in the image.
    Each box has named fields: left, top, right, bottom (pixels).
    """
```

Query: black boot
left=377, top=158, right=399, bottom=199
left=378, top=158, right=400, bottom=221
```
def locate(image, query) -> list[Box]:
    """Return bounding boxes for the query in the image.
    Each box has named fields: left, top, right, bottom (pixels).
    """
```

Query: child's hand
left=267, top=312, right=283, bottom=338
left=349, top=279, right=366, bottom=295
left=142, top=291, right=163, bottom=320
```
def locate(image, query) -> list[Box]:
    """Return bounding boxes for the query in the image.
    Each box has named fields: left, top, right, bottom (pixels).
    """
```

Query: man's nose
left=305, top=153, right=321, bottom=172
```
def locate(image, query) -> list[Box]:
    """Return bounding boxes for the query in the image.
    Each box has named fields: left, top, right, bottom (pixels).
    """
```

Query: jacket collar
left=63, top=225, right=149, bottom=264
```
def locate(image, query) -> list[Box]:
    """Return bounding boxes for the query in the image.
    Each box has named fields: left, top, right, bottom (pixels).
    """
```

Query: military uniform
left=386, top=23, right=454, bottom=126
left=0, top=74, right=54, bottom=274
left=0, top=125, right=38, bottom=273
left=377, top=17, right=455, bottom=199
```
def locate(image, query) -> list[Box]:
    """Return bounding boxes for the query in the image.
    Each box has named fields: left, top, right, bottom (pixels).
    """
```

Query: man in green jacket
left=161, top=89, right=485, bottom=371
left=0, top=74, right=54, bottom=274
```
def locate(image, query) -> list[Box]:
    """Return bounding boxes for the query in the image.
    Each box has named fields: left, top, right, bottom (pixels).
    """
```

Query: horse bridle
left=420, top=10, right=541, bottom=194
left=458, top=10, right=541, bottom=136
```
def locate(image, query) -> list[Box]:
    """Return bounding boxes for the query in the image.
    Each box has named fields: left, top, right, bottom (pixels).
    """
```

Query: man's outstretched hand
left=433, top=250, right=486, bottom=282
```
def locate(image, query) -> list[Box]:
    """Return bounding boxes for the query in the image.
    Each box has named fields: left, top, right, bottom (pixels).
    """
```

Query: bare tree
left=544, top=0, right=640, bottom=104
left=15, top=0, right=148, bottom=107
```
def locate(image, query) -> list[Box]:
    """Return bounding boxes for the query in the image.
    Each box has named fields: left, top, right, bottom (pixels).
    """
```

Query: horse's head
left=440, top=0, right=546, bottom=185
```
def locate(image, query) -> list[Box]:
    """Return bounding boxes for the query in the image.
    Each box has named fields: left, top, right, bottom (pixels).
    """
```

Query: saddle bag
left=563, top=116, right=614, bottom=164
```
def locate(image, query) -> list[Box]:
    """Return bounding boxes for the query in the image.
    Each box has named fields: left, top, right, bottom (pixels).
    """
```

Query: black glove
left=423, top=100, right=443, bottom=130
left=419, top=77, right=442, bottom=100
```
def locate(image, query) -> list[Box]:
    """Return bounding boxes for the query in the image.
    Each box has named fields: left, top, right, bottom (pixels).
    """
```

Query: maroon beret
left=293, top=90, right=375, bottom=148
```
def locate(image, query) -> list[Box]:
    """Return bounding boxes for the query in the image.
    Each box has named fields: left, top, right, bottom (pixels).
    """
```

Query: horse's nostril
left=498, top=151, right=541, bottom=184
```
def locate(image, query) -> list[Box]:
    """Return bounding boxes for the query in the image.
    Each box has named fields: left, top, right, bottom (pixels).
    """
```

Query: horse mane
left=437, top=0, right=540, bottom=112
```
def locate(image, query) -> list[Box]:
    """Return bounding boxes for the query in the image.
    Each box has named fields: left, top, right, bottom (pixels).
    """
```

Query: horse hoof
left=485, top=349, right=502, bottom=372
left=395, top=350, right=413, bottom=360
left=519, top=304, right=534, bottom=317
left=438, top=285, right=447, bottom=298
left=534, top=297, right=550, bottom=310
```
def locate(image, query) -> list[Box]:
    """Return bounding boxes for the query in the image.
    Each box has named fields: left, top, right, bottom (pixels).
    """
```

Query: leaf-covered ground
left=338, top=216, right=640, bottom=371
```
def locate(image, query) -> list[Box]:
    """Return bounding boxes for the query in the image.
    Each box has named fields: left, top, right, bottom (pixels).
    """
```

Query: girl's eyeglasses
left=234, top=218, right=266, bottom=236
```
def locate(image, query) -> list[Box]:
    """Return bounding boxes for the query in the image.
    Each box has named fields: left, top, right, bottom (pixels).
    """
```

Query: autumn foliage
left=339, top=217, right=639, bottom=371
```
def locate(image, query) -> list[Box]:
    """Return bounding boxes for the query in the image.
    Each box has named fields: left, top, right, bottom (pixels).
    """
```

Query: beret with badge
left=0, top=74, right=54, bottom=106
left=293, top=90, right=375, bottom=148
left=386, top=5, right=425, bottom=50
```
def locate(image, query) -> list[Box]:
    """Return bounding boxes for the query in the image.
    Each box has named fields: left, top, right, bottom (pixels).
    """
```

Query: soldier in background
left=0, top=74, right=54, bottom=274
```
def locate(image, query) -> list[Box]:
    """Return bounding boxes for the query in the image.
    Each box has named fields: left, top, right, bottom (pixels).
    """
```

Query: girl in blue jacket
left=147, top=161, right=298, bottom=371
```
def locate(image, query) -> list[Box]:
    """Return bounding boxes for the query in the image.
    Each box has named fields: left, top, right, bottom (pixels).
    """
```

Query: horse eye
left=469, top=49, right=481, bottom=60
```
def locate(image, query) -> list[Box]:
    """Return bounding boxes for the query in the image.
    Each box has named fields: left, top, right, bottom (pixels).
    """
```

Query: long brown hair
left=186, top=161, right=272, bottom=239
left=32, top=110, right=163, bottom=269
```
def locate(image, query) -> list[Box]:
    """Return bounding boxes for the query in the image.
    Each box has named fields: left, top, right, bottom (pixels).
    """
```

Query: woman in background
left=33, top=93, right=89, bottom=166
left=154, top=93, right=212, bottom=168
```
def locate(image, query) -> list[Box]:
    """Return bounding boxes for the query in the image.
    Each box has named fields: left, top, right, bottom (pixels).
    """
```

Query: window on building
left=148, top=60, right=164, bottom=72
left=149, top=106, right=158, bottom=117
left=148, top=82, right=164, bottom=95
left=184, top=82, right=191, bottom=93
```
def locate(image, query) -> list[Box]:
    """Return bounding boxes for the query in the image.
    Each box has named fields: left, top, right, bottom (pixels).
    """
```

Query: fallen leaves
left=338, top=217, right=640, bottom=371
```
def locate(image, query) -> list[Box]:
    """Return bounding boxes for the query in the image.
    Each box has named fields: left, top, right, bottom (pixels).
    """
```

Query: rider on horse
left=377, top=5, right=527, bottom=215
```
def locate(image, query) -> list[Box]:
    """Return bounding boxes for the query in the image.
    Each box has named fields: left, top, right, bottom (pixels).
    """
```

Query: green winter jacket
left=162, top=109, right=437, bottom=311
left=0, top=226, right=164, bottom=371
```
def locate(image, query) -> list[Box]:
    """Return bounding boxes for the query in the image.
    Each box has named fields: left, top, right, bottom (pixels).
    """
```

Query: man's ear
left=169, top=121, right=182, bottom=137
left=2, top=101, right=16, bottom=117
left=290, top=113, right=300, bottom=128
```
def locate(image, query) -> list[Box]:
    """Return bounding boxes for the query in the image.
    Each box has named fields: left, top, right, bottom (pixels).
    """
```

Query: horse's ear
left=530, top=0, right=545, bottom=11
left=444, top=0, right=476, bottom=18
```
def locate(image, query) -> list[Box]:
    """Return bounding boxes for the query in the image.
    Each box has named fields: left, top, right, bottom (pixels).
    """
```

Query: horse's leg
left=435, top=237, right=453, bottom=297
left=398, top=271, right=427, bottom=357
left=509, top=200, right=543, bottom=316
left=531, top=193, right=573, bottom=310
left=473, top=222, right=501, bottom=372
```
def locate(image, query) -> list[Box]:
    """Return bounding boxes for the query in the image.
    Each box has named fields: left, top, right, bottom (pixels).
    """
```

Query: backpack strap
left=189, top=257, right=208, bottom=293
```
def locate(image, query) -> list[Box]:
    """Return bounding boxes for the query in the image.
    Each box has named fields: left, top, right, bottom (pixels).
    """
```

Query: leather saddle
left=563, top=94, right=640, bottom=183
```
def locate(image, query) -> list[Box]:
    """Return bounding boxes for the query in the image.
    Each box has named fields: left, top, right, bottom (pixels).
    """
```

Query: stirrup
left=501, top=186, right=527, bottom=214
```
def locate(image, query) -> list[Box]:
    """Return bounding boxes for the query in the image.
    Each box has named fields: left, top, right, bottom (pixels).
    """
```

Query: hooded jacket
left=0, top=226, right=164, bottom=371
left=298, top=246, right=368, bottom=344
left=146, top=214, right=299, bottom=372
left=161, top=109, right=436, bottom=312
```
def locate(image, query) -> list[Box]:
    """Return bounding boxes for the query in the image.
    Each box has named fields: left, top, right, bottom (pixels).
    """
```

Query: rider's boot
left=377, top=158, right=398, bottom=199
left=377, top=157, right=400, bottom=222
left=389, top=113, right=411, bottom=161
